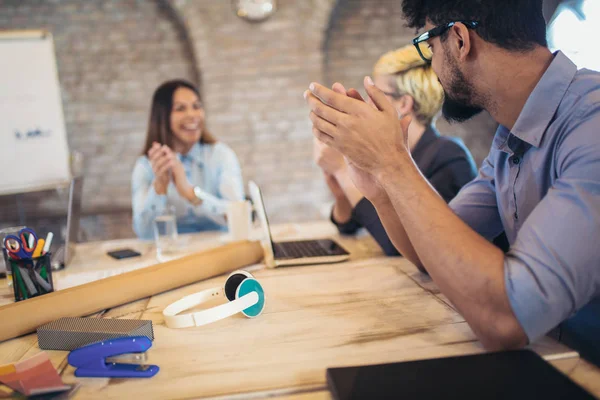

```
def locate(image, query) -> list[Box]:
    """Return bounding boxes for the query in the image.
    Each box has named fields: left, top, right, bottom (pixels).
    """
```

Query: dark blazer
left=332, top=125, right=477, bottom=256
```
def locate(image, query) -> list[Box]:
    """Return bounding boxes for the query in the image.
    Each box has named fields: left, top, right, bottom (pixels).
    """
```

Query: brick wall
left=324, top=0, right=498, bottom=168
left=172, top=0, right=337, bottom=225
left=1, top=0, right=501, bottom=241
left=0, top=0, right=196, bottom=238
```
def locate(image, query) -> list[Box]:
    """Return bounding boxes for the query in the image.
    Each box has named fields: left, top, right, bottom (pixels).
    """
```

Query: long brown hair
left=142, top=79, right=216, bottom=155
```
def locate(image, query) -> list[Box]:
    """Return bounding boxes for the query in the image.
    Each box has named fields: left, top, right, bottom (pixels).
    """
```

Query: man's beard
left=441, top=57, right=484, bottom=123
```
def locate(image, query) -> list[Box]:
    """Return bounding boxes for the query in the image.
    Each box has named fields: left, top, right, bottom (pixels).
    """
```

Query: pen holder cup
left=9, top=253, right=54, bottom=302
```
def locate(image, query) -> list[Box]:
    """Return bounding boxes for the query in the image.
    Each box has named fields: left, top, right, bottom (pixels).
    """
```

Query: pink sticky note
left=0, top=352, right=68, bottom=396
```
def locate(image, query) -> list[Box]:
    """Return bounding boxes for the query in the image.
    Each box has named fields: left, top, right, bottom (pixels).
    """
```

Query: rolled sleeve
left=504, top=120, right=600, bottom=342
left=190, top=143, right=245, bottom=224
left=131, top=157, right=167, bottom=240
left=144, top=184, right=168, bottom=212
left=194, top=187, right=229, bottom=215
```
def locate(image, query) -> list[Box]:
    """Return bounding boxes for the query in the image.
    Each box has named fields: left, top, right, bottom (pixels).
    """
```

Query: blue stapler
left=67, top=336, right=159, bottom=378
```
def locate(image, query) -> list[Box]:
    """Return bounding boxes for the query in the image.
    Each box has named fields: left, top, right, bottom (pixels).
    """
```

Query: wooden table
left=1, top=221, right=599, bottom=399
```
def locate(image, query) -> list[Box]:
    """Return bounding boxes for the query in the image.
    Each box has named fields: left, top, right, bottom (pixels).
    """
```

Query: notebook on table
left=327, top=350, right=595, bottom=400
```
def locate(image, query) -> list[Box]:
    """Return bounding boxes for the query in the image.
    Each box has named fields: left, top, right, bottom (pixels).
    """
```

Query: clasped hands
left=148, top=142, right=198, bottom=204
left=305, top=77, right=412, bottom=203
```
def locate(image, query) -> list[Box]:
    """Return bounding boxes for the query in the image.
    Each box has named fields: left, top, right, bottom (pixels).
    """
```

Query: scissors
left=3, top=228, right=38, bottom=259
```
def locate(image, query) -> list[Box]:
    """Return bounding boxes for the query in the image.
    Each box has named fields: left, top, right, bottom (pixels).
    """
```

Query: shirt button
left=514, top=212, right=519, bottom=220
left=512, top=156, right=521, bottom=165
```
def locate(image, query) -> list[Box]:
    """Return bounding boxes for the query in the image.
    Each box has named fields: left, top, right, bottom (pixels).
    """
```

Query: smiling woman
left=131, top=80, right=245, bottom=240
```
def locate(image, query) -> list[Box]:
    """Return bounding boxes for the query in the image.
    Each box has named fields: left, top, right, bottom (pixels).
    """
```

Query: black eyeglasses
left=412, top=21, right=479, bottom=63
left=382, top=90, right=404, bottom=99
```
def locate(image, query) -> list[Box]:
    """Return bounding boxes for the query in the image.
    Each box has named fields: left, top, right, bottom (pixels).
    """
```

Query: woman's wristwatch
left=189, top=185, right=204, bottom=206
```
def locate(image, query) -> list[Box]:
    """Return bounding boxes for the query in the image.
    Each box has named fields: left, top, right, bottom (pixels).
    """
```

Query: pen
left=40, top=263, right=48, bottom=280
left=43, top=232, right=53, bottom=255
left=33, top=269, right=52, bottom=292
left=11, top=263, right=28, bottom=300
left=33, top=239, right=45, bottom=258
left=19, top=265, right=38, bottom=296
left=28, top=232, right=34, bottom=249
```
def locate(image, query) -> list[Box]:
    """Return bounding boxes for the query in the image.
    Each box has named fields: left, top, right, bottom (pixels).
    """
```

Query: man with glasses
left=304, top=0, right=600, bottom=363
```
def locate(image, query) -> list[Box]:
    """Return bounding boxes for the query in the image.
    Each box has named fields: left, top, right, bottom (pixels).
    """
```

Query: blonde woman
left=314, top=44, right=477, bottom=255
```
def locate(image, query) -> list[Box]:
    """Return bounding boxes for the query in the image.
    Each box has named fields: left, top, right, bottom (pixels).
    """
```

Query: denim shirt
left=131, top=142, right=244, bottom=239
left=449, top=51, right=600, bottom=343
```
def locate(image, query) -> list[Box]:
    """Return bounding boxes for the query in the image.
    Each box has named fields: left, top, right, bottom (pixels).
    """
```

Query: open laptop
left=248, top=181, right=350, bottom=268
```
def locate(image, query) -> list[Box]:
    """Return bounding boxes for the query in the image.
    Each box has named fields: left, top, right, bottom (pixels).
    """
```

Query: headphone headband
left=163, top=270, right=265, bottom=329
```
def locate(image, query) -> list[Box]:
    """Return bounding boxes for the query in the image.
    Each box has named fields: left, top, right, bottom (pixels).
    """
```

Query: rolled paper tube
left=0, top=240, right=263, bottom=342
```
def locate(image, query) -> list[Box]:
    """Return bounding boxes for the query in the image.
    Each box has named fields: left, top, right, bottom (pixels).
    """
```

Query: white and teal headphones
left=163, top=270, right=266, bottom=329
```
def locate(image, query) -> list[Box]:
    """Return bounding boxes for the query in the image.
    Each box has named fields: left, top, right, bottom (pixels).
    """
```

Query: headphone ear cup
left=224, top=270, right=254, bottom=301
left=236, top=278, right=265, bottom=318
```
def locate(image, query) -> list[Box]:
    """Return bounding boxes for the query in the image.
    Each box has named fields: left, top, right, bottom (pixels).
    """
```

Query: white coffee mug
left=226, top=200, right=252, bottom=241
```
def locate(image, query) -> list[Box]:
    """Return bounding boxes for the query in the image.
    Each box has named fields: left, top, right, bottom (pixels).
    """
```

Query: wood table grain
left=0, top=221, right=597, bottom=399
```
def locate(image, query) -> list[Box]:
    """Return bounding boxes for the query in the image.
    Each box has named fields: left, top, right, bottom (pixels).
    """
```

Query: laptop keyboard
left=273, top=240, right=332, bottom=259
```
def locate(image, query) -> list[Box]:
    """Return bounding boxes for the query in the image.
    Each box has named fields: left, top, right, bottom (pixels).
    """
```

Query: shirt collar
left=510, top=51, right=578, bottom=148
left=412, top=124, right=439, bottom=157
left=178, top=142, right=204, bottom=166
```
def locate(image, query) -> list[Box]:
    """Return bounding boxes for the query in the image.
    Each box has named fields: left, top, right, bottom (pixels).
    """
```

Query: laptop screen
left=248, top=181, right=276, bottom=263
left=62, top=175, right=83, bottom=266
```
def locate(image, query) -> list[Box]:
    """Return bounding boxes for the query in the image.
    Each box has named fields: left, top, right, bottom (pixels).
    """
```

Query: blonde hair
left=373, top=45, right=443, bottom=126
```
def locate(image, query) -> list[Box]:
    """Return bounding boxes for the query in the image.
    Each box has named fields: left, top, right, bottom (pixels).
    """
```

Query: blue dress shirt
left=131, top=142, right=244, bottom=239
left=449, top=52, right=600, bottom=353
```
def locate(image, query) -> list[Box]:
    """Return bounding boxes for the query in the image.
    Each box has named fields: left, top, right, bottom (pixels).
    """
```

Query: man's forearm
left=371, top=196, right=422, bottom=267
left=335, top=168, right=421, bottom=262
left=378, top=156, right=526, bottom=350
left=335, top=169, right=366, bottom=207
